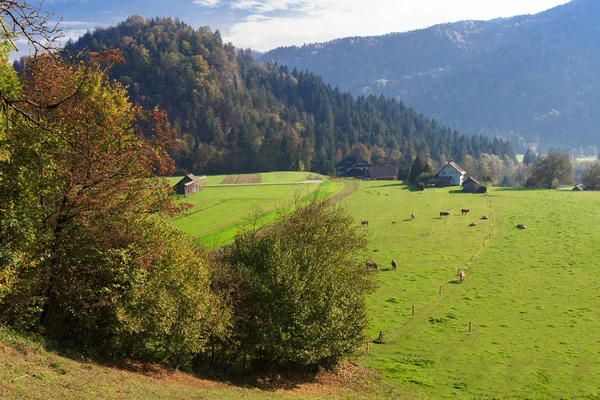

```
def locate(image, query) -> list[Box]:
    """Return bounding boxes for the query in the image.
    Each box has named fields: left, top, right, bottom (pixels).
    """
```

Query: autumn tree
left=0, top=51, right=227, bottom=365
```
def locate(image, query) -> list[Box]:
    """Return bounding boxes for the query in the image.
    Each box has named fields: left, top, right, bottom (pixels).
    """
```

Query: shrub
left=477, top=185, right=488, bottom=194
left=211, top=199, right=375, bottom=369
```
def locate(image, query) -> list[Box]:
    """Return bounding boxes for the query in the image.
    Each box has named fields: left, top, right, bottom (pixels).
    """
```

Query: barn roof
left=462, top=176, right=480, bottom=185
left=336, top=157, right=370, bottom=169
left=435, top=160, right=466, bottom=177
left=368, top=166, right=398, bottom=178
left=185, top=173, right=198, bottom=182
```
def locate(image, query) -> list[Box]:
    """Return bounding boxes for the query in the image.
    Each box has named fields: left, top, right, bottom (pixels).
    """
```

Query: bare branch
left=0, top=0, right=63, bottom=56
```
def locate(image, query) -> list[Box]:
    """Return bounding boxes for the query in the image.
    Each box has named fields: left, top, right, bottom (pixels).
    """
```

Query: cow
left=469, top=221, right=478, bottom=227
left=361, top=219, right=369, bottom=226
left=391, top=260, right=397, bottom=270
left=366, top=261, right=379, bottom=271
left=459, top=270, right=465, bottom=283
left=481, top=215, right=489, bottom=220
left=461, top=208, right=470, bottom=215
left=440, top=211, right=450, bottom=217
left=411, top=213, right=416, bottom=221
left=517, top=224, right=528, bottom=230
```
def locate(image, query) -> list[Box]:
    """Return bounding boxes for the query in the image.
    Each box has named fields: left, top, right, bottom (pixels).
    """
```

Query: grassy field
left=165, top=171, right=322, bottom=187
left=341, top=182, right=600, bottom=399
left=5, top=176, right=600, bottom=399
left=170, top=178, right=343, bottom=248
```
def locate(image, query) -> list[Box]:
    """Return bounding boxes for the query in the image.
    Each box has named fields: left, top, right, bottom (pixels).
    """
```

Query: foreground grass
left=0, top=329, right=418, bottom=400
left=341, top=182, right=600, bottom=399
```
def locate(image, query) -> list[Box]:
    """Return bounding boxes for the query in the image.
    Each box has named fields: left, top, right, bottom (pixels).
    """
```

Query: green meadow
left=7, top=176, right=598, bottom=399
left=171, top=178, right=600, bottom=398
left=342, top=182, right=600, bottom=399
left=169, top=175, right=342, bottom=248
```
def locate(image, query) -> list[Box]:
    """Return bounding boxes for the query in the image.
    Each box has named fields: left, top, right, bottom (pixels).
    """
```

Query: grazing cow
left=459, top=271, right=465, bottom=283
left=517, top=223, right=528, bottom=230
left=469, top=221, right=478, bottom=227
left=361, top=219, right=369, bottom=226
left=391, top=260, right=397, bottom=270
left=411, top=213, right=416, bottom=220
left=461, top=208, right=470, bottom=215
left=366, top=261, right=379, bottom=271
left=481, top=215, right=489, bottom=220
left=440, top=211, right=450, bottom=217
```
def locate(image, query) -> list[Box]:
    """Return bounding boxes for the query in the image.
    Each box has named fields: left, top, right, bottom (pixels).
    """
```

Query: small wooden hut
left=173, top=174, right=206, bottom=197
left=462, top=176, right=481, bottom=193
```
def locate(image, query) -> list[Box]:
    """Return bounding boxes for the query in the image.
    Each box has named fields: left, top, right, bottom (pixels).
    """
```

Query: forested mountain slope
left=59, top=16, right=514, bottom=175
left=262, top=0, right=600, bottom=153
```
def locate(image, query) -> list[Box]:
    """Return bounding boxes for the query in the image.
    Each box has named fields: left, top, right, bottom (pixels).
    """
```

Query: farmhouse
left=573, top=184, right=586, bottom=191
left=434, top=160, right=466, bottom=187
left=336, top=157, right=370, bottom=177
left=366, top=166, right=398, bottom=180
left=462, top=176, right=481, bottom=193
left=173, top=174, right=206, bottom=197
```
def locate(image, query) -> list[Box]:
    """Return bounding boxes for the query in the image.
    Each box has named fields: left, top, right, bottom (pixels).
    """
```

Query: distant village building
left=434, top=160, right=467, bottom=187
left=336, top=157, right=370, bottom=177
left=573, top=184, right=586, bottom=191
left=462, top=176, right=481, bottom=193
left=335, top=157, right=397, bottom=180
left=173, top=174, right=206, bottom=197
left=366, top=166, right=398, bottom=180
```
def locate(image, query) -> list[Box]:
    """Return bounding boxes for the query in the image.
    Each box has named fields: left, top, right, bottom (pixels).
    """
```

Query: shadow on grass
left=447, top=280, right=461, bottom=285
left=0, top=328, right=326, bottom=394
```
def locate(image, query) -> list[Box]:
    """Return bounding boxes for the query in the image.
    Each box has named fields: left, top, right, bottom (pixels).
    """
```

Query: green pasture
left=165, top=171, right=321, bottom=187
left=341, top=182, right=600, bottom=399
left=164, top=175, right=600, bottom=398
left=171, top=180, right=343, bottom=248
left=260, top=171, right=323, bottom=183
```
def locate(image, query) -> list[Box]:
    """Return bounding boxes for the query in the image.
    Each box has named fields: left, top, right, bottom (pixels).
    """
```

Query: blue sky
left=41, top=0, right=571, bottom=52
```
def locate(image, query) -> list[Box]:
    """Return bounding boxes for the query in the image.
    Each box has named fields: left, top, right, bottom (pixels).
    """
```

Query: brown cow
left=459, top=270, right=465, bottom=283
left=411, top=213, right=416, bottom=221
left=469, top=221, right=478, bottom=227
left=391, top=260, right=397, bottom=270
left=440, top=211, right=450, bottom=217
left=461, top=208, right=470, bottom=215
left=361, top=219, right=369, bottom=226
left=481, top=215, right=489, bottom=220
left=366, top=261, right=379, bottom=271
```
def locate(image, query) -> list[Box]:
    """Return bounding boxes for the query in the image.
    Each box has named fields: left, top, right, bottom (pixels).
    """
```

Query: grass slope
left=341, top=182, right=600, bottom=399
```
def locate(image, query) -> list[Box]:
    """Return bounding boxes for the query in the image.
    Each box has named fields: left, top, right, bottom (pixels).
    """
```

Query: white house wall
left=438, top=166, right=465, bottom=186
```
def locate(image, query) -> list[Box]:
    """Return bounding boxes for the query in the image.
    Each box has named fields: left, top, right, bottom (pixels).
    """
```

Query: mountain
left=261, top=0, right=600, bottom=154
left=57, top=16, right=514, bottom=176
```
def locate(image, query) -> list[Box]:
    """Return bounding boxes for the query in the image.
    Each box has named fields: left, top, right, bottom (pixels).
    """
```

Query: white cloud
left=193, top=0, right=222, bottom=7
left=246, top=14, right=271, bottom=22
left=222, top=0, right=571, bottom=51
left=232, top=0, right=307, bottom=13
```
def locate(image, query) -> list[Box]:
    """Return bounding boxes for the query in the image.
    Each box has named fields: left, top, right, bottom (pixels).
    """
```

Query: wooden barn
left=434, top=160, right=466, bottom=187
left=573, top=184, right=586, bottom=191
left=366, top=166, right=398, bottom=180
left=173, top=174, right=206, bottom=197
left=462, top=176, right=481, bottom=193
left=336, top=157, right=371, bottom=177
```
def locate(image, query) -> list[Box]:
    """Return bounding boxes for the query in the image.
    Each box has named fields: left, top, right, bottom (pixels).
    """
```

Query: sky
left=38, top=0, right=572, bottom=52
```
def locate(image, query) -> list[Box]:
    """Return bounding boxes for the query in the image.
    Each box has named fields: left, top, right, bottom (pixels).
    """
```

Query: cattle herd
left=362, top=207, right=528, bottom=275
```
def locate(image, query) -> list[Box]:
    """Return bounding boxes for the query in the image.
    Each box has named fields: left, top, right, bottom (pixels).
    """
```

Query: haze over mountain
left=262, top=0, right=600, bottom=154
